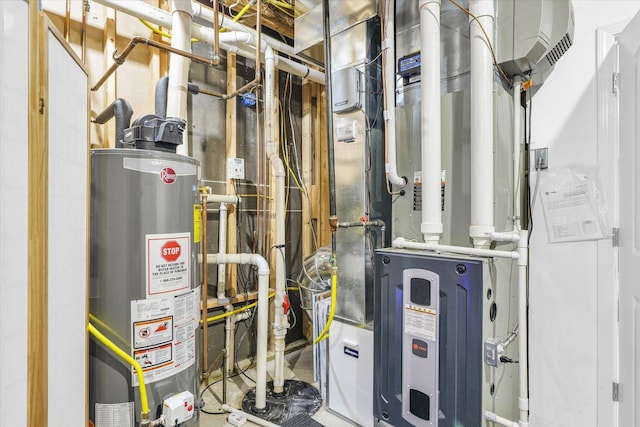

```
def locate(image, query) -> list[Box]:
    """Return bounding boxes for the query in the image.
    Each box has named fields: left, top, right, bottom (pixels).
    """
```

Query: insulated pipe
left=419, top=0, right=443, bottom=243
left=264, top=44, right=289, bottom=395
left=93, top=98, right=133, bottom=147
left=517, top=229, right=529, bottom=427
left=167, top=0, right=192, bottom=156
left=469, top=0, right=495, bottom=248
left=208, top=253, right=270, bottom=411
left=217, top=203, right=228, bottom=301
left=392, top=237, right=519, bottom=260
left=383, top=0, right=405, bottom=188
left=91, top=0, right=325, bottom=84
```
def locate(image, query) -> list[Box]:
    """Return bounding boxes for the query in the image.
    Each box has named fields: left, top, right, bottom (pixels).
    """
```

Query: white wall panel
left=0, top=2, right=30, bottom=426
left=529, top=2, right=640, bottom=427
left=47, top=30, right=88, bottom=427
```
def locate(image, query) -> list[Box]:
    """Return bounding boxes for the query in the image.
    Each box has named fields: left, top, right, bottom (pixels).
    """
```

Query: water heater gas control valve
left=162, top=391, right=195, bottom=425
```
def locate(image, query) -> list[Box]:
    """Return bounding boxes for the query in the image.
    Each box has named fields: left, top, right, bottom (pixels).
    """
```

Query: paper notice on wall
left=130, top=289, right=197, bottom=386
left=146, top=232, right=191, bottom=297
left=539, top=167, right=610, bottom=243
left=404, top=304, right=436, bottom=342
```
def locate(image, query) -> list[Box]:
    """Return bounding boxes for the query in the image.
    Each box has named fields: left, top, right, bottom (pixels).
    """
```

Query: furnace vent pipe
left=469, top=0, right=495, bottom=248
left=419, top=0, right=443, bottom=243
left=207, top=253, right=270, bottom=411
left=167, top=0, right=192, bottom=156
left=392, top=237, right=519, bottom=260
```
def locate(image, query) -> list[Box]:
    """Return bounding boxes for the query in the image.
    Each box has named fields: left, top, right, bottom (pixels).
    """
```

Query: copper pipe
left=64, top=0, right=71, bottom=42
left=81, top=0, right=88, bottom=62
left=201, top=193, right=209, bottom=377
left=212, top=0, right=220, bottom=63
left=91, top=37, right=217, bottom=91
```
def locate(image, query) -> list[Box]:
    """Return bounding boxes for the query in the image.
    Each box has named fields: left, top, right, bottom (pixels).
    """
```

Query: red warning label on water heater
left=146, top=233, right=191, bottom=297
left=159, top=167, right=177, bottom=184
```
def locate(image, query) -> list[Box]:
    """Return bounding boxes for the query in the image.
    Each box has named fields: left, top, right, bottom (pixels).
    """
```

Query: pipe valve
left=282, top=294, right=290, bottom=315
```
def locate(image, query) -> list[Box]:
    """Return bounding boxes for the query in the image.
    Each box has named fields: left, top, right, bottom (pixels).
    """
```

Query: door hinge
left=612, top=227, right=619, bottom=247
left=613, top=382, right=620, bottom=402
left=612, top=72, right=619, bottom=95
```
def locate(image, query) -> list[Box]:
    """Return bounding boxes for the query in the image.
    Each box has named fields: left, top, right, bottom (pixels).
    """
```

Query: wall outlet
left=533, top=148, right=548, bottom=170
left=227, top=157, right=245, bottom=180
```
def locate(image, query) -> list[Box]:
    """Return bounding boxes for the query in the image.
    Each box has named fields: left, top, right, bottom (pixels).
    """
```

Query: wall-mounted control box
left=332, top=67, right=361, bottom=113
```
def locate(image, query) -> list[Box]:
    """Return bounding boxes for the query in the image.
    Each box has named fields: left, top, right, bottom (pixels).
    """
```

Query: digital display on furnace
left=398, top=52, right=421, bottom=78
left=410, top=277, right=431, bottom=306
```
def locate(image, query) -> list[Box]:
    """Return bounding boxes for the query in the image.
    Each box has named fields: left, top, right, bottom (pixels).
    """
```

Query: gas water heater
left=89, top=149, right=201, bottom=427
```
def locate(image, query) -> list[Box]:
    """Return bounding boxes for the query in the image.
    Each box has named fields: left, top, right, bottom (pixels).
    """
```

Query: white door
left=618, top=10, right=640, bottom=426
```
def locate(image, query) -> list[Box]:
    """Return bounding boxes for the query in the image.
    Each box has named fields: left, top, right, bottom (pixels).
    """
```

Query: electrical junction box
left=332, top=67, right=361, bottom=114
left=227, top=157, right=245, bottom=180
left=162, top=391, right=195, bottom=425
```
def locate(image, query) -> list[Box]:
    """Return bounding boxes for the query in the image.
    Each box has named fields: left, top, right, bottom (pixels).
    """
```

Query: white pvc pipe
left=384, top=0, right=404, bottom=187
left=207, top=253, right=270, bottom=411
left=217, top=203, right=228, bottom=300
left=485, top=410, right=520, bottom=427
left=264, top=45, right=289, bottom=395
left=206, top=194, right=239, bottom=204
left=190, top=1, right=318, bottom=69
left=167, top=0, right=192, bottom=156
left=517, top=229, right=529, bottom=427
left=221, top=404, right=279, bottom=427
left=224, top=304, right=235, bottom=376
left=419, top=0, right=443, bottom=243
left=490, top=231, right=520, bottom=243
left=92, top=0, right=325, bottom=84
left=468, top=0, right=495, bottom=248
left=392, top=237, right=519, bottom=260
left=225, top=308, right=250, bottom=376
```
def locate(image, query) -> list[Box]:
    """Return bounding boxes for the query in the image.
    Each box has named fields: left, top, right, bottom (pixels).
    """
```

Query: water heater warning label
left=131, top=290, right=198, bottom=386
left=146, top=232, right=191, bottom=297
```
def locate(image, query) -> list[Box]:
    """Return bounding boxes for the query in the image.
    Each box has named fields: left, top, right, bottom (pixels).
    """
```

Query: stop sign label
left=161, top=241, right=181, bottom=262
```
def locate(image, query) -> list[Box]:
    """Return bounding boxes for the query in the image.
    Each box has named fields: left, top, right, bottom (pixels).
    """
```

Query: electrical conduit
left=419, top=0, right=443, bottom=243
left=87, top=323, right=151, bottom=425
left=468, top=0, right=495, bottom=248
left=206, top=253, right=270, bottom=411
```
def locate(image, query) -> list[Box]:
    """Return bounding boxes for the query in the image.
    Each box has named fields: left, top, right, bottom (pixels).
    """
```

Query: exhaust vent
left=546, top=33, right=573, bottom=66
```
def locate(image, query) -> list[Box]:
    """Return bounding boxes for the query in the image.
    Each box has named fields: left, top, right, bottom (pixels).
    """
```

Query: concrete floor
left=198, top=345, right=354, bottom=427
